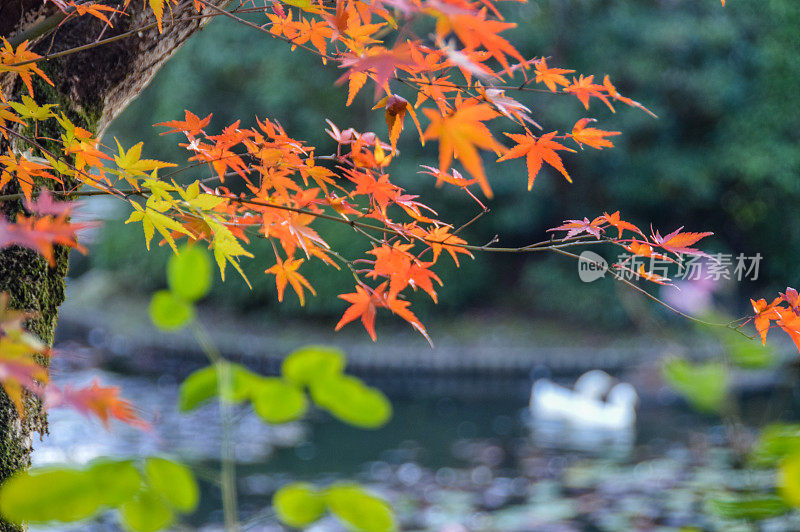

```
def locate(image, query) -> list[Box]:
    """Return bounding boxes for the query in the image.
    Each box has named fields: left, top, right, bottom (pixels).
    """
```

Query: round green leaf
left=325, top=484, right=396, bottom=532
left=167, top=245, right=212, bottom=302
left=310, top=375, right=392, bottom=429
left=87, top=459, right=142, bottom=507
left=120, top=490, right=175, bottom=532
left=273, top=482, right=326, bottom=528
left=179, top=363, right=264, bottom=411
left=149, top=290, right=194, bottom=330
left=252, top=378, right=308, bottom=424
left=282, top=345, right=345, bottom=387
left=0, top=468, right=101, bottom=524
left=144, top=458, right=199, bottom=512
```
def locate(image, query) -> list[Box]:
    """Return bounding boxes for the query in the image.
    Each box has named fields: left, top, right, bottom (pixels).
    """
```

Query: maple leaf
left=0, top=39, right=54, bottom=100
left=751, top=297, right=781, bottom=345
left=602, top=75, right=657, bottom=118
left=0, top=214, right=91, bottom=266
left=600, top=211, right=645, bottom=239
left=563, top=75, right=613, bottom=111
left=147, top=0, right=177, bottom=33
left=337, top=44, right=418, bottom=99
left=25, top=189, right=71, bottom=217
left=0, top=104, right=27, bottom=139
left=46, top=379, right=150, bottom=430
left=414, top=225, right=472, bottom=265
left=336, top=281, right=430, bottom=343
left=9, top=95, right=57, bottom=122
left=635, top=264, right=670, bottom=285
left=68, top=1, right=122, bottom=25
left=534, top=58, right=574, bottom=92
left=114, top=139, right=177, bottom=188
left=497, top=131, right=575, bottom=189
left=155, top=109, right=212, bottom=137
left=479, top=86, right=540, bottom=128
left=651, top=227, right=713, bottom=257
left=781, top=287, right=800, bottom=313
left=124, top=198, right=193, bottom=253
left=775, top=308, right=800, bottom=354
left=422, top=102, right=506, bottom=198
left=0, top=332, right=49, bottom=417
left=367, top=242, right=442, bottom=302
left=0, top=149, right=59, bottom=201
left=62, top=125, right=113, bottom=174
left=547, top=217, right=604, bottom=239
left=265, top=255, right=316, bottom=306
left=374, top=94, right=423, bottom=153
left=336, top=283, right=384, bottom=340
left=0, top=356, right=48, bottom=417
left=435, top=9, right=524, bottom=74
left=419, top=165, right=477, bottom=188
left=571, top=118, right=621, bottom=149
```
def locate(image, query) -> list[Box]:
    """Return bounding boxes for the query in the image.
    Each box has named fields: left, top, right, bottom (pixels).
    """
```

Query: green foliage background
left=83, top=0, right=800, bottom=326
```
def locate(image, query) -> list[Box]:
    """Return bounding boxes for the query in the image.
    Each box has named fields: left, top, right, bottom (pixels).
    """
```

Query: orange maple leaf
left=571, top=118, right=621, bottom=150
left=0, top=213, right=91, bottom=266
left=155, top=109, right=212, bottom=138
left=265, top=255, right=316, bottom=306
left=422, top=102, right=505, bottom=198
left=336, top=283, right=384, bottom=341
left=497, top=131, right=575, bottom=189
left=46, top=379, right=150, bottom=430
left=436, top=10, right=524, bottom=74
left=0, top=39, right=54, bottom=100
left=534, top=58, right=574, bottom=92
left=564, top=75, right=613, bottom=111
left=0, top=149, right=59, bottom=201
left=751, top=297, right=781, bottom=345
left=413, top=225, right=473, bottom=265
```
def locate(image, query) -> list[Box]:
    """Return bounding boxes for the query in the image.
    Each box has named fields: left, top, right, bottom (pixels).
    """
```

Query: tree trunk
left=0, top=2, right=228, bottom=528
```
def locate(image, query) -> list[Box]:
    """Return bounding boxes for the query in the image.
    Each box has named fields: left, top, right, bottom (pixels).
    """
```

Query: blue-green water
left=32, top=365, right=800, bottom=531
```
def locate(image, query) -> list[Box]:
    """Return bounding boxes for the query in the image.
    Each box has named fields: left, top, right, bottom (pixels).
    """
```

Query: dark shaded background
left=74, top=0, right=800, bottom=328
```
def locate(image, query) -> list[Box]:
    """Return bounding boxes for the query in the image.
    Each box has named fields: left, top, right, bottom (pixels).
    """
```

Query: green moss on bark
left=0, top=60, right=93, bottom=532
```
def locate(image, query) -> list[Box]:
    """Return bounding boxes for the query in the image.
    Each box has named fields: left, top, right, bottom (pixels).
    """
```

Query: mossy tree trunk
left=0, top=2, right=229, bottom=529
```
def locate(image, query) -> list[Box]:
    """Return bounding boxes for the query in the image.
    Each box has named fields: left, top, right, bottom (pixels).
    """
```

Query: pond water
left=31, top=363, right=800, bottom=531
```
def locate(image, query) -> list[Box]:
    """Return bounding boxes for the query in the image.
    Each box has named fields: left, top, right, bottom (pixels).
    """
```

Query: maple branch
left=197, top=0, right=335, bottom=61
left=547, top=246, right=753, bottom=335
left=4, top=1, right=234, bottom=68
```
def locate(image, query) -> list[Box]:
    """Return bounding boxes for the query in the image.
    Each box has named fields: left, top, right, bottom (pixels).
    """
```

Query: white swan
left=529, top=370, right=638, bottom=431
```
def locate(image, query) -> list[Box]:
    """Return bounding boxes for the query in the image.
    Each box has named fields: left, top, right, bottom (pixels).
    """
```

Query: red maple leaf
left=498, top=131, right=574, bottom=189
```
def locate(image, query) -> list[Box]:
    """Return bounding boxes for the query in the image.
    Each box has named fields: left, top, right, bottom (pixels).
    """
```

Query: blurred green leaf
left=310, top=375, right=391, bottom=429
left=251, top=378, right=308, bottom=424
left=662, top=357, right=728, bottom=413
left=120, top=489, right=175, bottom=532
left=708, top=495, right=789, bottom=520
left=779, top=452, right=800, bottom=507
left=751, top=424, right=800, bottom=467
left=273, top=482, right=326, bottom=528
left=325, top=483, right=396, bottom=532
left=0, top=468, right=101, bottom=524
left=282, top=345, right=345, bottom=387
left=87, top=459, right=142, bottom=507
left=149, top=290, right=194, bottom=330
left=144, top=458, right=199, bottom=512
left=167, top=245, right=212, bottom=302
left=179, top=362, right=263, bottom=411
left=698, top=312, right=776, bottom=369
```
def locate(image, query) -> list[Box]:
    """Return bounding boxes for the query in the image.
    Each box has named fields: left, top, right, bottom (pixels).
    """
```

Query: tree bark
left=0, top=2, right=228, bottom=529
